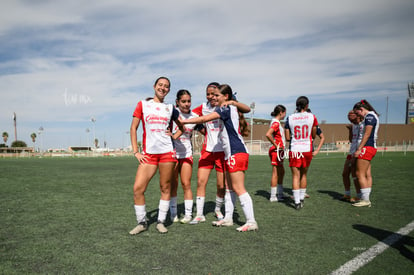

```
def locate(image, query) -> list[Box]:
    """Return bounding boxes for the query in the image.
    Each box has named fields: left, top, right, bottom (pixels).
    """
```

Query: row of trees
left=1, top=131, right=37, bottom=148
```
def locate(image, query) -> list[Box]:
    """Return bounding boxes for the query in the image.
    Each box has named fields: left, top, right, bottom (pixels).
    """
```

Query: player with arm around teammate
left=265, top=105, right=287, bottom=202
left=190, top=82, right=250, bottom=224
left=284, top=96, right=318, bottom=210
left=129, top=76, right=183, bottom=235
left=181, top=84, right=258, bottom=232
left=352, top=99, right=380, bottom=207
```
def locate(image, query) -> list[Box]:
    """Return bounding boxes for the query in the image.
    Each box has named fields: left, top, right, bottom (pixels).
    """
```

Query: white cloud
left=0, top=0, right=413, bottom=148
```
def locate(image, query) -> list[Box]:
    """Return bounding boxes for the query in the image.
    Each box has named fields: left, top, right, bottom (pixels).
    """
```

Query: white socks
left=134, top=205, right=146, bottom=224
left=158, top=200, right=170, bottom=223
left=360, top=188, right=371, bottom=201
left=270, top=187, right=277, bottom=199
left=293, top=189, right=300, bottom=204
left=239, top=192, right=255, bottom=223
left=224, top=189, right=236, bottom=220
left=300, top=188, right=306, bottom=201
left=215, top=196, right=224, bottom=213
left=196, top=196, right=205, bottom=217
left=184, top=199, right=193, bottom=217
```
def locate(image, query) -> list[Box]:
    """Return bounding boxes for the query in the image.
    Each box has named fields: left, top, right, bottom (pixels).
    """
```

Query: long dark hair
left=218, top=84, right=250, bottom=137
left=353, top=99, right=379, bottom=116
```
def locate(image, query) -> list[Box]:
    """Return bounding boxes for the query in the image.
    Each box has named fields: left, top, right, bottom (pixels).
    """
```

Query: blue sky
left=1, top=0, right=413, bottom=149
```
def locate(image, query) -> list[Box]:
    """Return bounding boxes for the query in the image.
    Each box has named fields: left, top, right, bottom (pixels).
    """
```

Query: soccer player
left=180, top=84, right=258, bottom=232
left=190, top=82, right=250, bottom=224
left=341, top=110, right=363, bottom=202
left=285, top=96, right=318, bottom=210
left=129, top=76, right=182, bottom=235
left=169, top=90, right=204, bottom=224
left=352, top=99, right=380, bottom=207
left=265, top=105, right=286, bottom=202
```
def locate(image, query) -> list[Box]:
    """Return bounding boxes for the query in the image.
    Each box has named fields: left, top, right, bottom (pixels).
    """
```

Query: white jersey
left=349, top=122, right=364, bottom=154
left=172, top=110, right=201, bottom=159
left=133, top=99, right=179, bottom=154
left=192, top=102, right=224, bottom=152
left=285, top=112, right=318, bottom=153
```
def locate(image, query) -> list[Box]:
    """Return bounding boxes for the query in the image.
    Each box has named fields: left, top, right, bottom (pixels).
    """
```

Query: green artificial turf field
left=1, top=153, right=413, bottom=274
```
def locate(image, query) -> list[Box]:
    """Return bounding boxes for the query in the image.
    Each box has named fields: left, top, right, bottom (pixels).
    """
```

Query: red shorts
left=143, top=151, right=177, bottom=165
left=225, top=153, right=249, bottom=173
left=268, top=149, right=285, bottom=166
left=177, top=156, right=193, bottom=166
left=198, top=151, right=225, bottom=172
left=289, top=151, right=313, bottom=168
left=358, top=146, right=377, bottom=161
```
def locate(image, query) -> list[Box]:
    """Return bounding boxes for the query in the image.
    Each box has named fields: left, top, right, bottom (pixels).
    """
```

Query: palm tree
left=94, top=138, right=99, bottom=148
left=2, top=132, right=8, bottom=143
left=30, top=133, right=37, bottom=143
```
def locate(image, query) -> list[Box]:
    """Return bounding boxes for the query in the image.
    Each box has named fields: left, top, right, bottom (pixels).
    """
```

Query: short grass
left=1, top=152, right=413, bottom=274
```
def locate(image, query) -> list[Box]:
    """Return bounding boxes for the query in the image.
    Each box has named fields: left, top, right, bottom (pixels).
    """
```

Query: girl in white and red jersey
left=190, top=82, right=250, bottom=224
left=341, top=110, right=363, bottom=202
left=265, top=105, right=286, bottom=202
left=169, top=90, right=204, bottom=224
left=181, top=84, right=258, bottom=232
left=352, top=99, right=380, bottom=207
left=129, top=76, right=182, bottom=235
left=284, top=96, right=318, bottom=210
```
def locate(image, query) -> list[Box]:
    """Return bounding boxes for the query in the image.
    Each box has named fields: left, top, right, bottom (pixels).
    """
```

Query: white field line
left=331, top=220, right=414, bottom=275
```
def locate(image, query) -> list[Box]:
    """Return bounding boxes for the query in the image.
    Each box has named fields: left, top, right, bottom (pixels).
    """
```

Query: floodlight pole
left=91, top=117, right=96, bottom=148
left=250, top=102, right=255, bottom=151
left=38, top=126, right=44, bottom=153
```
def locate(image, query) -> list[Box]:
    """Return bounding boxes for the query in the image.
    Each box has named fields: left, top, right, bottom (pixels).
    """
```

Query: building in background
left=406, top=82, right=414, bottom=124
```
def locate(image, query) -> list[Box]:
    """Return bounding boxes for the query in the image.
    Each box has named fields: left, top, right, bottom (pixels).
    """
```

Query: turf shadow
left=352, top=224, right=414, bottom=262
left=318, top=189, right=343, bottom=201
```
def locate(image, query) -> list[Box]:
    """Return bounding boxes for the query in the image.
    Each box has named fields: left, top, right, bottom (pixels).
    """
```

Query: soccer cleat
left=236, top=222, right=258, bottom=232
left=350, top=197, right=361, bottom=203
left=129, top=222, right=148, bottom=235
left=180, top=215, right=192, bottom=224
left=212, top=219, right=234, bottom=227
left=189, top=215, right=206, bottom=224
left=277, top=195, right=285, bottom=202
left=215, top=210, right=224, bottom=220
left=171, top=216, right=179, bottom=223
left=156, top=221, right=168, bottom=233
left=294, top=203, right=302, bottom=210
left=352, top=200, right=371, bottom=207
left=340, top=195, right=351, bottom=202
left=269, top=196, right=278, bottom=202
left=305, top=193, right=310, bottom=198
left=300, top=199, right=304, bottom=208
